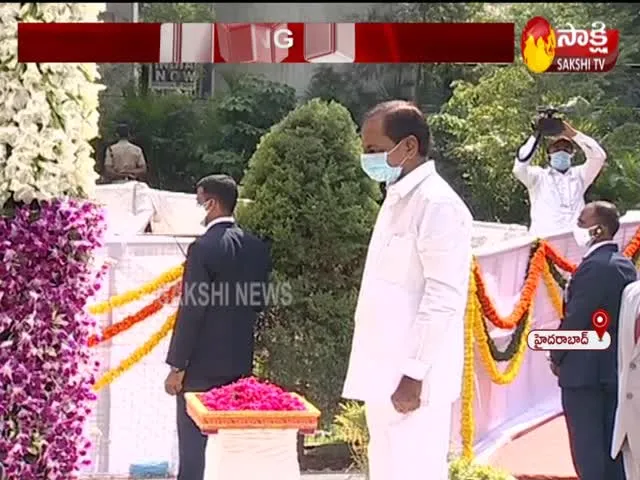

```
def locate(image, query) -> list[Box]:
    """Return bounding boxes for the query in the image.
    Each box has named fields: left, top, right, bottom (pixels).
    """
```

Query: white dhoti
left=365, top=401, right=452, bottom=480
left=623, top=440, right=640, bottom=480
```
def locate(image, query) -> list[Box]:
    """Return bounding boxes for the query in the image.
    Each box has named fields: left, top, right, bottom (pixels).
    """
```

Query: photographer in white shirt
left=513, top=117, right=607, bottom=237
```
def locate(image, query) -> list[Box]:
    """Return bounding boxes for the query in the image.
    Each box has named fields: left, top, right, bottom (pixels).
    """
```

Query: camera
left=535, top=105, right=567, bottom=137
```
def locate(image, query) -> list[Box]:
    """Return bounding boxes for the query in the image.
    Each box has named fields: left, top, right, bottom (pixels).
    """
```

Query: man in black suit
left=550, top=201, right=637, bottom=480
left=164, top=174, right=272, bottom=480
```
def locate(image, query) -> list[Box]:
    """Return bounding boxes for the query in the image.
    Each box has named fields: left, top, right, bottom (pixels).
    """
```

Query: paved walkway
left=489, top=414, right=577, bottom=480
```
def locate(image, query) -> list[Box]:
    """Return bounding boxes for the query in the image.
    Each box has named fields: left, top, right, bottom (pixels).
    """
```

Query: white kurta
left=513, top=132, right=606, bottom=238
left=342, top=161, right=473, bottom=480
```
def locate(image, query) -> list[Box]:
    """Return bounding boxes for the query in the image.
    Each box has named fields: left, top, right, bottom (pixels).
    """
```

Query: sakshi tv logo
left=521, top=16, right=620, bottom=73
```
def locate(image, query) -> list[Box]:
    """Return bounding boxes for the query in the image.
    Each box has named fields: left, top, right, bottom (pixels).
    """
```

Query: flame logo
left=521, top=17, right=556, bottom=74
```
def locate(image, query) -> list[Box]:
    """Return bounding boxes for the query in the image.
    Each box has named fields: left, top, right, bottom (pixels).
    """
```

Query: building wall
left=98, top=3, right=381, bottom=97
left=212, top=3, right=378, bottom=95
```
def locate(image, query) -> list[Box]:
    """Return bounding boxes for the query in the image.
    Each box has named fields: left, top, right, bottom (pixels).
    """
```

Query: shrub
left=215, top=73, right=297, bottom=164
left=238, top=99, right=379, bottom=423
left=449, top=457, right=514, bottom=480
left=98, top=74, right=297, bottom=191
left=99, top=92, right=212, bottom=191
left=333, top=401, right=369, bottom=474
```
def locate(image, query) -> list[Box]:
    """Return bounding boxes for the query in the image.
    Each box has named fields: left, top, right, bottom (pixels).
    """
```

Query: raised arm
left=513, top=133, right=544, bottom=188
left=569, top=127, right=607, bottom=188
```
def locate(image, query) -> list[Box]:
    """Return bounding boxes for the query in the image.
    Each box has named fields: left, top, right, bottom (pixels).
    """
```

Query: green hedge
left=98, top=74, right=296, bottom=191
left=238, top=98, right=380, bottom=423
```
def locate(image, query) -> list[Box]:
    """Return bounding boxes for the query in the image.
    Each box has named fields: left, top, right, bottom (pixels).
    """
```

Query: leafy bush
left=449, top=458, right=514, bottom=480
left=332, top=402, right=513, bottom=479
left=238, top=99, right=379, bottom=423
left=98, top=74, right=297, bottom=191
left=333, top=401, right=369, bottom=474
left=216, top=73, right=297, bottom=162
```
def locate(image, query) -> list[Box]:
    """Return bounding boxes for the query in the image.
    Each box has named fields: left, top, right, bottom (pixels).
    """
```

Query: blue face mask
left=360, top=144, right=407, bottom=184
left=549, top=151, right=573, bottom=171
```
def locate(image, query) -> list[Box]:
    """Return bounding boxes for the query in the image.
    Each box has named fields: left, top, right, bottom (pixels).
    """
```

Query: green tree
left=213, top=73, right=297, bottom=179
left=100, top=73, right=298, bottom=190
left=238, top=99, right=379, bottom=422
left=432, top=3, right=640, bottom=223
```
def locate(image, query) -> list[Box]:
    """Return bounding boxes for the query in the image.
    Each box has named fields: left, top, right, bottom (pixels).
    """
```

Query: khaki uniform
left=104, top=140, right=146, bottom=181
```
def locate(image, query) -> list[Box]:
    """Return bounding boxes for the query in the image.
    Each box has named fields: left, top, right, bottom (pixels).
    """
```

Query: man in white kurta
left=513, top=120, right=606, bottom=237
left=343, top=101, right=473, bottom=480
left=612, top=280, right=640, bottom=480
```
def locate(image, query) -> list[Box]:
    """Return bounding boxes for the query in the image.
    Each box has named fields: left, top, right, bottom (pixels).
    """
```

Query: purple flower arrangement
left=0, top=199, right=106, bottom=479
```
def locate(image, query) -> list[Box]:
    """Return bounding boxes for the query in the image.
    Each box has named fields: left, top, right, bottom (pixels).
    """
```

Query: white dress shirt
left=513, top=132, right=606, bottom=237
left=342, top=161, right=473, bottom=405
left=583, top=240, right=618, bottom=259
left=204, top=215, right=235, bottom=231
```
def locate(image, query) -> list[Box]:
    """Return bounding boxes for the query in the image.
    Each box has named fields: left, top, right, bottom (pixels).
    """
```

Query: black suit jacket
left=166, top=221, right=272, bottom=381
left=551, top=243, right=637, bottom=388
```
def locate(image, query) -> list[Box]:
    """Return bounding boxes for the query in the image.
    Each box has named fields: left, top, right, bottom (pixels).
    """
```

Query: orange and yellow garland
left=89, top=264, right=184, bottom=315
left=460, top=225, right=640, bottom=459
left=83, top=226, right=640, bottom=449
left=88, top=282, right=181, bottom=347
left=92, top=313, right=177, bottom=391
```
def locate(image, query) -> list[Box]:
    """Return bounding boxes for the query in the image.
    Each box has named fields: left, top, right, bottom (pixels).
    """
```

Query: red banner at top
left=18, top=22, right=515, bottom=64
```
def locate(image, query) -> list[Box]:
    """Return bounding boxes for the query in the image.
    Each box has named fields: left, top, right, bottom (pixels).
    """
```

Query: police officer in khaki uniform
left=104, top=123, right=147, bottom=183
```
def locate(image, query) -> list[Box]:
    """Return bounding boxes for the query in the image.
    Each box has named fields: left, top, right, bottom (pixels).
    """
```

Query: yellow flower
left=542, top=261, right=564, bottom=319
left=89, top=265, right=184, bottom=315
left=461, top=271, right=477, bottom=460
left=473, top=296, right=532, bottom=385
left=92, top=312, right=177, bottom=391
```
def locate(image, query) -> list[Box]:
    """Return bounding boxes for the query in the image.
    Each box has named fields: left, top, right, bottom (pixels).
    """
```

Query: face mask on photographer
left=549, top=151, right=573, bottom=172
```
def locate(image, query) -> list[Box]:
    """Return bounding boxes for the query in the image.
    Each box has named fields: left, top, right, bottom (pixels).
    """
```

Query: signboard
left=148, top=63, right=199, bottom=90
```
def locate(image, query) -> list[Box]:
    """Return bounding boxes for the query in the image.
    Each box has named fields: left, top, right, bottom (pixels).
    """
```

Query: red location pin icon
left=592, top=309, right=611, bottom=340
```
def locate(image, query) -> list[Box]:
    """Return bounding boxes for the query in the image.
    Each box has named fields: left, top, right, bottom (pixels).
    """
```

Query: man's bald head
left=362, top=101, right=432, bottom=158
left=578, top=200, right=620, bottom=240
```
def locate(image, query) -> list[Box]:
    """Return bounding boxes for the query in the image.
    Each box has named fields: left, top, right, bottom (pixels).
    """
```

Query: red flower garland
left=88, top=282, right=181, bottom=347
left=623, top=227, right=640, bottom=258
left=542, top=242, right=577, bottom=274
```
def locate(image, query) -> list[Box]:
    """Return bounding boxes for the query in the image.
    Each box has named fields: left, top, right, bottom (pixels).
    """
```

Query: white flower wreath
left=0, top=3, right=106, bottom=206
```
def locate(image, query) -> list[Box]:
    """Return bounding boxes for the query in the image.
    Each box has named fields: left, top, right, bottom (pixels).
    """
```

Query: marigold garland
left=461, top=270, right=476, bottom=460
left=89, top=264, right=184, bottom=315
left=481, top=308, right=528, bottom=362
left=542, top=242, right=577, bottom=274
left=623, top=226, right=640, bottom=258
left=473, top=245, right=545, bottom=330
left=92, top=312, right=177, bottom=392
left=88, top=282, right=181, bottom=347
left=472, top=294, right=532, bottom=385
left=542, top=261, right=565, bottom=319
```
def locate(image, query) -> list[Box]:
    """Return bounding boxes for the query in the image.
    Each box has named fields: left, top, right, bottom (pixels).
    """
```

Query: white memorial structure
left=85, top=181, right=640, bottom=477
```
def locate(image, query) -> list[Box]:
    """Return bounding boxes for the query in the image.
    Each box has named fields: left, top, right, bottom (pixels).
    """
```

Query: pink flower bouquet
left=185, top=377, right=320, bottom=433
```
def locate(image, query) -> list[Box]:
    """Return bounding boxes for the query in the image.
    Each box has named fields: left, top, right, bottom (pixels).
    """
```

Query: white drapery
left=84, top=216, right=640, bottom=475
